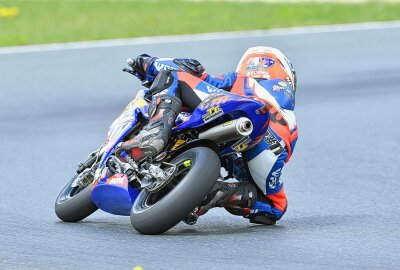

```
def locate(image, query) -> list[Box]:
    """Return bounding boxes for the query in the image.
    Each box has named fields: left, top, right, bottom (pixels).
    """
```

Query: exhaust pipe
left=198, top=117, right=253, bottom=144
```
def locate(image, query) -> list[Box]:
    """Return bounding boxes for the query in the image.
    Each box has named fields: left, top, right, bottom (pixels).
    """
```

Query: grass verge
left=1, top=0, right=400, bottom=46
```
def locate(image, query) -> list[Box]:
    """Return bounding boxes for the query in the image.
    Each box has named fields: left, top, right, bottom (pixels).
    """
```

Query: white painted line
left=1, top=20, right=400, bottom=55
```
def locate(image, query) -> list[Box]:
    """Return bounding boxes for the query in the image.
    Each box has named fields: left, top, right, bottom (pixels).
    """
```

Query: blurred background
left=1, top=0, right=400, bottom=46
left=1, top=1, right=400, bottom=270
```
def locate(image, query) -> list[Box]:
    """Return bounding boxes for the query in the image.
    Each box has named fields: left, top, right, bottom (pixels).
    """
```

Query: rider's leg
left=121, top=70, right=211, bottom=159
left=121, top=70, right=182, bottom=159
left=242, top=133, right=289, bottom=224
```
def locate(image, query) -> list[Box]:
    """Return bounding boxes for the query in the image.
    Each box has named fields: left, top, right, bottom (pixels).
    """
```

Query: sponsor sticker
left=106, top=175, right=128, bottom=187
left=269, top=168, right=282, bottom=189
left=223, top=120, right=235, bottom=127
left=278, top=81, right=288, bottom=87
left=272, top=84, right=286, bottom=92
left=246, top=57, right=276, bottom=71
left=202, top=106, right=223, bottom=122
left=200, top=94, right=230, bottom=109
left=154, top=62, right=177, bottom=72
left=264, top=130, right=284, bottom=155
left=231, top=136, right=252, bottom=152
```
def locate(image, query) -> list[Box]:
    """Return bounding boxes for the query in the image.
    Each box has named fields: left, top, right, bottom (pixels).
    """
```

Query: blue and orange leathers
left=144, top=58, right=298, bottom=220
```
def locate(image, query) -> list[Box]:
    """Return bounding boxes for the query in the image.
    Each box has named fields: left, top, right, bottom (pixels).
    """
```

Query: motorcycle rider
left=121, top=47, right=298, bottom=225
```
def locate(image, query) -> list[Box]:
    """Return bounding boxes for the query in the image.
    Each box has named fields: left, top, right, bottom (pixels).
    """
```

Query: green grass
left=1, top=0, right=400, bottom=46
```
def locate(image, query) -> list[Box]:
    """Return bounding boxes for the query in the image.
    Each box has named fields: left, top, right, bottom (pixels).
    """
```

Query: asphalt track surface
left=1, top=25, right=400, bottom=270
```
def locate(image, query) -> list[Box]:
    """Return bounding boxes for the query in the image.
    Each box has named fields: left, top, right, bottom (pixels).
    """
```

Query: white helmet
left=236, top=46, right=297, bottom=90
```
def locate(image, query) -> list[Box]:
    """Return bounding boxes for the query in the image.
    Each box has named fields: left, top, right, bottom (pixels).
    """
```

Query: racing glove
left=129, top=54, right=157, bottom=88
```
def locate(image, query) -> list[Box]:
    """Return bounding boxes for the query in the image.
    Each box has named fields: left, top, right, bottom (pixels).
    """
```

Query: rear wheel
left=55, top=174, right=98, bottom=222
left=131, top=147, right=220, bottom=235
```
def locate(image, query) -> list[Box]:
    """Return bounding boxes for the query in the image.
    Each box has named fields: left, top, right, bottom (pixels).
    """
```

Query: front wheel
left=130, top=147, right=220, bottom=235
left=55, top=174, right=98, bottom=222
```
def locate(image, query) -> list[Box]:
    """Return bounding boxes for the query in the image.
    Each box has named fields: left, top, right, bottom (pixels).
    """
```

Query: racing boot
left=122, top=94, right=182, bottom=160
left=196, top=180, right=258, bottom=216
left=182, top=180, right=257, bottom=225
left=246, top=201, right=278, bottom=225
left=184, top=181, right=279, bottom=226
left=245, top=188, right=285, bottom=225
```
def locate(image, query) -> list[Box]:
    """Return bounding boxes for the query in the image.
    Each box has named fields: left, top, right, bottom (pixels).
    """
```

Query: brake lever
left=122, top=67, right=135, bottom=75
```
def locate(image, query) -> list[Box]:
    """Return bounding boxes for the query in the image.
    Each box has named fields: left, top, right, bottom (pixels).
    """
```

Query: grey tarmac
left=0, top=25, right=399, bottom=270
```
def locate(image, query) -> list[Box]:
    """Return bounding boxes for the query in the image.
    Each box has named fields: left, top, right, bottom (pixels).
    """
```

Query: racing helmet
left=236, top=46, right=297, bottom=90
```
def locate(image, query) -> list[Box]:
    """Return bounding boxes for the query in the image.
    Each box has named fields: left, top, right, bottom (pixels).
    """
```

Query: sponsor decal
left=245, top=58, right=275, bottom=78
left=278, top=81, right=288, bottom=87
left=246, top=57, right=275, bottom=71
left=269, top=168, right=282, bottom=189
left=206, top=85, right=220, bottom=93
left=264, top=130, right=284, bottom=155
left=154, top=62, right=177, bottom=72
left=223, top=120, right=235, bottom=127
left=231, top=136, right=252, bottom=152
left=200, top=94, right=230, bottom=109
left=272, top=84, right=286, bottom=92
left=107, top=176, right=127, bottom=187
left=272, top=81, right=289, bottom=92
left=202, top=106, right=223, bottom=122
left=284, top=89, right=295, bottom=100
left=285, top=76, right=293, bottom=87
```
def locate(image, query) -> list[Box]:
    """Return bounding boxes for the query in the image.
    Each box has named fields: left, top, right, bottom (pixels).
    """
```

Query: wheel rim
left=57, top=175, right=86, bottom=204
left=134, top=152, right=197, bottom=213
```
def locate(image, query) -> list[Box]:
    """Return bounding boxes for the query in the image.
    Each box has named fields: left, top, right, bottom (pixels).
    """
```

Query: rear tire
left=131, top=147, right=220, bottom=235
left=55, top=175, right=98, bottom=222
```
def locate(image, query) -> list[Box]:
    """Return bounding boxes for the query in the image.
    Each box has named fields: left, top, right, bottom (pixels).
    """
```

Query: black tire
left=131, top=147, right=220, bottom=235
left=55, top=174, right=98, bottom=222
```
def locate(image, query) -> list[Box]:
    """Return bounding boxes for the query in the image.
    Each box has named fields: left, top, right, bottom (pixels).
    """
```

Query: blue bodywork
left=90, top=91, right=269, bottom=216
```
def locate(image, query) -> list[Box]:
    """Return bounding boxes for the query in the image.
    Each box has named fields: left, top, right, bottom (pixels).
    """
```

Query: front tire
left=131, top=147, right=220, bottom=235
left=55, top=175, right=98, bottom=222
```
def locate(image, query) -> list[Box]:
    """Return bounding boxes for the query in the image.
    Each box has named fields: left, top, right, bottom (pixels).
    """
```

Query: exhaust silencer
left=198, top=117, right=253, bottom=144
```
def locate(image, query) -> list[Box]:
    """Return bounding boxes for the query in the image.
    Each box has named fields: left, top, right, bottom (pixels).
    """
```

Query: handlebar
left=122, top=58, right=138, bottom=75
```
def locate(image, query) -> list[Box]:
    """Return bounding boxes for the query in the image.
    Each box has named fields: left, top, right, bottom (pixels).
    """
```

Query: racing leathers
left=126, top=56, right=298, bottom=223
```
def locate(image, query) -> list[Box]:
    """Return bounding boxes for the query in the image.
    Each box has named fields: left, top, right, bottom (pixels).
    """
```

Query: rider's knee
left=266, top=187, right=287, bottom=219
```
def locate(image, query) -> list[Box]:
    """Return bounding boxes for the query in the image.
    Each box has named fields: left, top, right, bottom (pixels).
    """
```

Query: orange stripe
left=269, top=120, right=292, bottom=161
left=177, top=71, right=202, bottom=89
left=290, top=127, right=298, bottom=142
left=266, top=187, right=287, bottom=212
left=230, top=77, right=246, bottom=95
left=199, top=72, right=208, bottom=80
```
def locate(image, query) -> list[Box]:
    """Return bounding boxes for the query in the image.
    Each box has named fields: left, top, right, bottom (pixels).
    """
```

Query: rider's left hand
left=129, top=54, right=157, bottom=86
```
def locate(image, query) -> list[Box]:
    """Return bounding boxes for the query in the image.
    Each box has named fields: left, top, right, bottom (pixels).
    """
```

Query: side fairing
left=98, top=94, right=149, bottom=168
left=173, top=93, right=269, bottom=154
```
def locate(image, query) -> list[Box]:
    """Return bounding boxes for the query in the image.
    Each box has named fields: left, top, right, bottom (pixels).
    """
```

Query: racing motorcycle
left=55, top=60, right=270, bottom=235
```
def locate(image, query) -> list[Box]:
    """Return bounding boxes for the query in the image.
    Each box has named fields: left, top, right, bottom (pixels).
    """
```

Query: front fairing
left=98, top=92, right=149, bottom=168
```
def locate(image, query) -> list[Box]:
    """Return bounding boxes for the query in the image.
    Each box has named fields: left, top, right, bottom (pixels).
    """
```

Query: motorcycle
left=55, top=60, right=270, bottom=235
